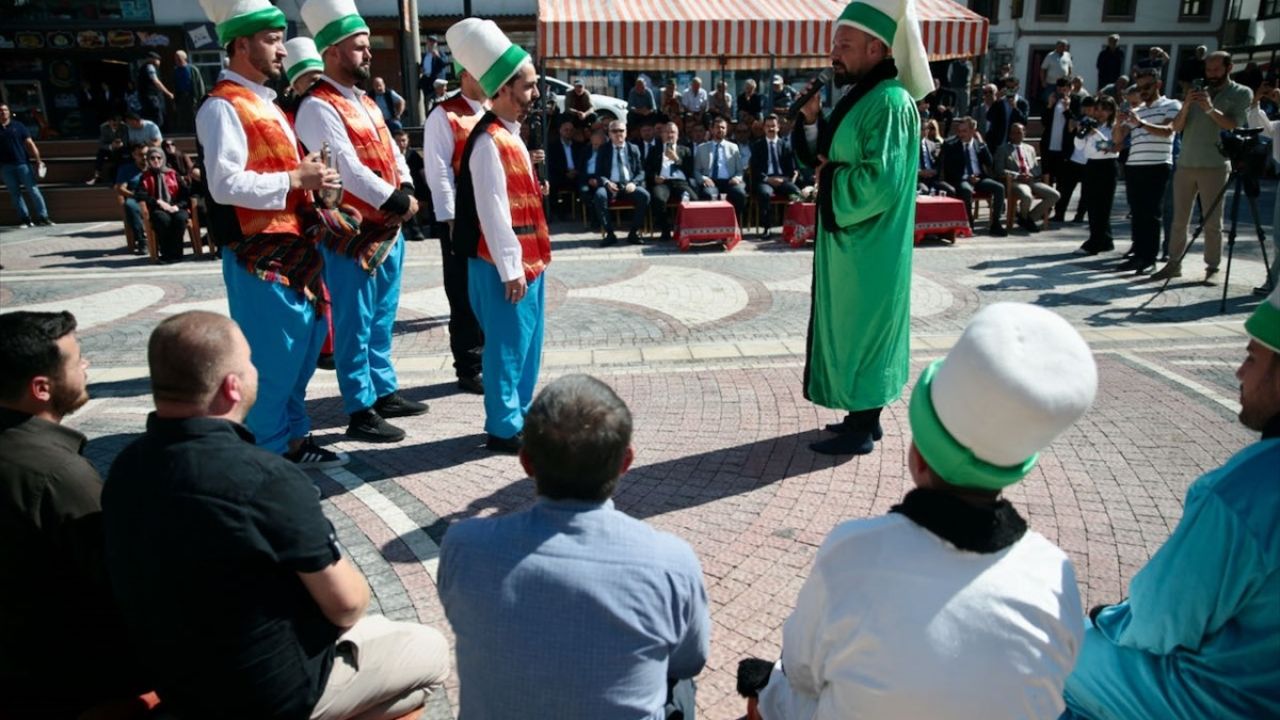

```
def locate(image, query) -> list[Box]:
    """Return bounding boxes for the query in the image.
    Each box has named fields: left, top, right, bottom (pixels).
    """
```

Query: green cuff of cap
left=216, top=6, right=287, bottom=46
left=479, top=44, right=530, bottom=97
left=836, top=1, right=897, bottom=47
left=909, top=361, right=1038, bottom=491
left=314, top=14, right=369, bottom=52
left=286, top=58, right=324, bottom=84
left=1246, top=299, right=1280, bottom=354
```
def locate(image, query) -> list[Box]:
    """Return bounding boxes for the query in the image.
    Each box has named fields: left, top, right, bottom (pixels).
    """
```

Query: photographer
left=1114, top=70, right=1181, bottom=275
left=1247, top=82, right=1279, bottom=294
left=1153, top=51, right=1253, bottom=282
left=987, top=77, right=1029, bottom=149
left=1053, top=96, right=1095, bottom=224
left=1074, top=96, right=1120, bottom=256
left=1042, top=78, right=1079, bottom=183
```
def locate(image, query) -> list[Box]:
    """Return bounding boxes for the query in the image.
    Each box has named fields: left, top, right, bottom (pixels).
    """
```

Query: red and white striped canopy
left=537, top=0, right=989, bottom=69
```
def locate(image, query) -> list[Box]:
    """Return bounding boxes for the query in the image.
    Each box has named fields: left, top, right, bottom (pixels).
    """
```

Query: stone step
left=0, top=184, right=123, bottom=224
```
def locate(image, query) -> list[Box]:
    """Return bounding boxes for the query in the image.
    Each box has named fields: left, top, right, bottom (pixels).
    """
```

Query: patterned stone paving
left=0, top=181, right=1274, bottom=718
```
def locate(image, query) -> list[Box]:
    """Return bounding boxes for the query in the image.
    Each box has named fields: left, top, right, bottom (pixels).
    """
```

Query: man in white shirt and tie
left=694, top=116, right=747, bottom=222
left=589, top=119, right=649, bottom=247
left=940, top=117, right=1007, bottom=236
left=750, top=114, right=800, bottom=237
left=644, top=120, right=694, bottom=243
left=993, top=122, right=1059, bottom=232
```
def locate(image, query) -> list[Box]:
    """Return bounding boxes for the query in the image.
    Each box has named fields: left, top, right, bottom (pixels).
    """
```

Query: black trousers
left=698, top=178, right=747, bottom=220
left=650, top=179, right=693, bottom=233
left=1124, top=163, right=1171, bottom=264
left=438, top=224, right=484, bottom=379
left=1054, top=160, right=1087, bottom=222
left=953, top=178, right=1005, bottom=227
left=1082, top=158, right=1118, bottom=252
left=756, top=179, right=801, bottom=228
left=150, top=208, right=188, bottom=261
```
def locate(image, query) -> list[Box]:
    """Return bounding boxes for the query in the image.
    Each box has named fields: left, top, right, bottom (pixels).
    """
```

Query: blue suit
left=590, top=142, right=649, bottom=233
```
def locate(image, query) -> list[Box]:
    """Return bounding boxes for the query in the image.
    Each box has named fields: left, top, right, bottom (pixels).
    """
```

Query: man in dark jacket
left=940, top=117, right=1007, bottom=236
left=591, top=119, right=650, bottom=247
left=645, top=120, right=695, bottom=243
left=749, top=114, right=800, bottom=236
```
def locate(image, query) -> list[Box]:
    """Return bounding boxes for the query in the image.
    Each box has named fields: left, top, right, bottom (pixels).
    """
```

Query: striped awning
left=537, top=0, right=988, bottom=69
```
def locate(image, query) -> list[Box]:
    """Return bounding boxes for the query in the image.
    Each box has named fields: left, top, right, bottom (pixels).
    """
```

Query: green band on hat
left=314, top=14, right=370, bottom=52
left=1245, top=297, right=1280, bottom=354
left=286, top=57, right=324, bottom=84
left=836, top=1, right=897, bottom=47
left=909, top=361, right=1038, bottom=491
left=215, top=6, right=287, bottom=46
left=478, top=44, right=531, bottom=97
left=453, top=59, right=464, bottom=76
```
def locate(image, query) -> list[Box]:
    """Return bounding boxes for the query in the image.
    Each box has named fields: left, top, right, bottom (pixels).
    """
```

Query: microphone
left=789, top=68, right=834, bottom=122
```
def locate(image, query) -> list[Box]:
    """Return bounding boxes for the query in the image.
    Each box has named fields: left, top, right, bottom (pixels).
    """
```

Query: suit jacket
left=748, top=136, right=796, bottom=187
left=644, top=142, right=694, bottom=187
left=992, top=141, right=1044, bottom=181
left=593, top=142, right=645, bottom=186
left=97, top=121, right=128, bottom=152
left=919, top=137, right=942, bottom=175
left=984, top=98, right=1028, bottom=149
left=631, top=138, right=661, bottom=169
left=692, top=140, right=746, bottom=186
left=1039, top=94, right=1080, bottom=157
left=939, top=136, right=995, bottom=187
left=548, top=139, right=589, bottom=187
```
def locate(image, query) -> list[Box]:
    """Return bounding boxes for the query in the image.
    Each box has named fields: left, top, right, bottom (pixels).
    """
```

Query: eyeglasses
left=610, top=129, right=626, bottom=134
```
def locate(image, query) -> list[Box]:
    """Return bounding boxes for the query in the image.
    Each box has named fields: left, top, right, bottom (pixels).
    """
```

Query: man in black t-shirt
left=104, top=311, right=449, bottom=720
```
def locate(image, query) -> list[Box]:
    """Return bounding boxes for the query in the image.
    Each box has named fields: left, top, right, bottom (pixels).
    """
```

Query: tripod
left=1162, top=168, right=1272, bottom=313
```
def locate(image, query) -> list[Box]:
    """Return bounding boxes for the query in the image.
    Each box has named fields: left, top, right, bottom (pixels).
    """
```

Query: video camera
left=1075, top=116, right=1098, bottom=138
left=1218, top=127, right=1271, bottom=197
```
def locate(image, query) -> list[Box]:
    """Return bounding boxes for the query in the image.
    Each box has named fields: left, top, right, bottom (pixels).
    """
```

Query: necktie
left=712, top=143, right=721, bottom=179
left=922, top=141, right=932, bottom=170
left=969, top=143, right=979, bottom=177
left=769, top=141, right=780, bottom=176
left=565, top=143, right=575, bottom=170
left=665, top=144, right=674, bottom=177
left=616, top=147, right=629, bottom=182
left=1016, top=147, right=1028, bottom=174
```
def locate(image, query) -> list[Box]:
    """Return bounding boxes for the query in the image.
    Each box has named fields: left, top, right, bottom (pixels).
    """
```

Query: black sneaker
left=34, top=217, right=54, bottom=227
left=347, top=409, right=406, bottom=443
left=374, top=391, right=428, bottom=418
left=599, top=232, right=619, bottom=248
left=486, top=432, right=523, bottom=454
left=457, top=374, right=484, bottom=395
left=284, top=435, right=349, bottom=469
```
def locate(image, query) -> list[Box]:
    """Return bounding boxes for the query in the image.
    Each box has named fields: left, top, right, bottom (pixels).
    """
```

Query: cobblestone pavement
left=0, top=182, right=1274, bottom=718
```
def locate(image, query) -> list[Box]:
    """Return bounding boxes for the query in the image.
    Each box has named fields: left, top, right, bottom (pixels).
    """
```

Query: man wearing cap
left=793, top=0, right=928, bottom=455
left=423, top=20, right=488, bottom=396
left=450, top=19, right=552, bottom=454
left=297, top=0, right=426, bottom=444
left=744, top=302, right=1094, bottom=719
left=1062, top=288, right=1280, bottom=720
left=769, top=75, right=797, bottom=115
left=195, top=0, right=346, bottom=468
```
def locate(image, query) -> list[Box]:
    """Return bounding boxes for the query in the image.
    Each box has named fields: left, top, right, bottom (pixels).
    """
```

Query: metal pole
left=400, top=0, right=424, bottom=126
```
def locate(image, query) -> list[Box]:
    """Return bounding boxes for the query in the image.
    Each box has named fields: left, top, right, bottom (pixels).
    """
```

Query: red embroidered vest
left=307, top=81, right=401, bottom=226
left=478, top=122, right=551, bottom=282
left=440, top=94, right=483, bottom=175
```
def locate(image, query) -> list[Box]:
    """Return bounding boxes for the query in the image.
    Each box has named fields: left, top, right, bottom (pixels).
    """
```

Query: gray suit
left=992, top=141, right=1060, bottom=221
left=692, top=140, right=747, bottom=218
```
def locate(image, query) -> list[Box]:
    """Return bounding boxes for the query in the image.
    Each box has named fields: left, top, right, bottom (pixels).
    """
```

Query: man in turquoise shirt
left=1063, top=287, right=1280, bottom=719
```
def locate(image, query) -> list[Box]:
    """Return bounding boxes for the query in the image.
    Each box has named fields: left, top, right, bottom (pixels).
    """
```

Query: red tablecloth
left=675, top=200, right=741, bottom=252
left=778, top=197, right=974, bottom=247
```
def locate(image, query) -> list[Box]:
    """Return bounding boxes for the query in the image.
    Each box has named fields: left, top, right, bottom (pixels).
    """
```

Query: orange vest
left=478, top=122, right=551, bottom=282
left=307, top=81, right=402, bottom=226
left=206, top=80, right=304, bottom=237
left=440, top=94, right=483, bottom=175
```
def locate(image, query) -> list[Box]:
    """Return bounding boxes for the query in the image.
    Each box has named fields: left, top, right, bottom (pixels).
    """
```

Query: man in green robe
left=793, top=0, right=932, bottom=455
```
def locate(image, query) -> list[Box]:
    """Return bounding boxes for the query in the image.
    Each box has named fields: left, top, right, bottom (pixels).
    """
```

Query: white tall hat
left=300, top=0, right=369, bottom=52
left=835, top=0, right=933, bottom=100
left=284, top=37, right=323, bottom=84
left=446, top=18, right=531, bottom=98
left=909, top=303, right=1098, bottom=490
left=198, top=0, right=286, bottom=46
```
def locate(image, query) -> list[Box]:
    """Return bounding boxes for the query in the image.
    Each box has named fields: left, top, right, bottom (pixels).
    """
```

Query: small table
left=914, top=195, right=972, bottom=244
left=675, top=200, right=741, bottom=252
left=782, top=202, right=817, bottom=248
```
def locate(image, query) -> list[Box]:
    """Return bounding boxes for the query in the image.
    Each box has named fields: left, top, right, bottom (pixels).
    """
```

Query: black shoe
left=658, top=230, right=672, bottom=243
left=822, top=414, right=884, bottom=441
left=347, top=409, right=406, bottom=443
left=1071, top=215, right=1085, bottom=224
left=989, top=223, right=1008, bottom=237
left=374, top=391, right=429, bottom=418
left=284, top=435, right=349, bottom=469
left=1114, top=258, right=1142, bottom=272
left=1132, top=261, right=1156, bottom=276
left=486, top=431, right=523, bottom=454
left=1074, top=245, right=1099, bottom=256
left=1017, top=216, right=1038, bottom=233
left=316, top=353, right=336, bottom=371
left=810, top=431, right=875, bottom=456
left=599, top=232, right=619, bottom=248
left=626, top=230, right=644, bottom=245
left=34, top=217, right=54, bottom=227
left=457, top=374, right=484, bottom=395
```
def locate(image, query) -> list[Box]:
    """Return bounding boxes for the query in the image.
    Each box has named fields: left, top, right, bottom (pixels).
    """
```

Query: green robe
left=795, top=64, right=917, bottom=412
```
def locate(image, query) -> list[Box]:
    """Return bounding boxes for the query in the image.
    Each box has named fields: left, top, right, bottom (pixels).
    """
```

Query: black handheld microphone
left=789, top=68, right=834, bottom=122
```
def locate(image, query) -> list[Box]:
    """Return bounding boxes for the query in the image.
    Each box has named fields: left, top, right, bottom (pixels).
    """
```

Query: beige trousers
left=310, top=615, right=450, bottom=720
left=1169, top=164, right=1230, bottom=271
left=1010, top=181, right=1061, bottom=220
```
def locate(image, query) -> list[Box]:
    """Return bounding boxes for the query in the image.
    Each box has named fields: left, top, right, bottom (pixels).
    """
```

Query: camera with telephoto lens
left=1075, top=116, right=1098, bottom=138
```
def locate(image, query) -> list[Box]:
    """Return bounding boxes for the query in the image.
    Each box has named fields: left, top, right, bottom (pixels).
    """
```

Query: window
left=1036, top=0, right=1070, bottom=20
left=1262, top=0, right=1280, bottom=19
left=1179, top=0, right=1212, bottom=19
left=1102, top=0, right=1136, bottom=20
left=969, top=0, right=999, bottom=24
left=3, top=0, right=154, bottom=27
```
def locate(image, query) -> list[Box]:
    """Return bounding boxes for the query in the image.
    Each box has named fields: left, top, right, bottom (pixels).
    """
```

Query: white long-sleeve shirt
left=1247, top=105, right=1280, bottom=165
left=468, top=116, right=531, bottom=284
left=295, top=75, right=411, bottom=211
left=423, top=94, right=485, bottom=222
left=195, top=69, right=294, bottom=210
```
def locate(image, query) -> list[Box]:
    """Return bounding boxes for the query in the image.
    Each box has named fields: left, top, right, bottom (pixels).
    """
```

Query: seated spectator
left=685, top=117, right=708, bottom=148
left=549, top=118, right=588, bottom=220
left=709, top=80, right=734, bottom=120
left=939, top=117, right=1008, bottom=235
left=0, top=311, right=149, bottom=719
left=103, top=311, right=449, bottom=720
left=693, top=116, right=748, bottom=222
left=394, top=129, right=428, bottom=241
left=645, top=121, right=695, bottom=243
left=136, top=146, right=191, bottom=263
left=735, top=121, right=754, bottom=169
left=440, top=374, right=709, bottom=720
left=564, top=78, right=597, bottom=126
left=425, top=78, right=449, bottom=114
left=632, top=118, right=661, bottom=168
left=576, top=126, right=608, bottom=215
left=769, top=75, right=797, bottom=115
left=369, top=76, right=405, bottom=132
left=88, top=114, right=127, bottom=185
left=917, top=118, right=949, bottom=195
left=681, top=77, right=710, bottom=122
left=627, top=77, right=656, bottom=123
left=590, top=119, right=649, bottom=247
left=123, top=111, right=162, bottom=148
left=1063, top=288, right=1280, bottom=719
left=744, top=302, right=1095, bottom=720
left=114, top=143, right=149, bottom=251
left=738, top=78, right=763, bottom=123
left=923, top=77, right=957, bottom=135
left=659, top=78, right=683, bottom=122
left=992, top=122, right=1060, bottom=232
left=750, top=114, right=800, bottom=236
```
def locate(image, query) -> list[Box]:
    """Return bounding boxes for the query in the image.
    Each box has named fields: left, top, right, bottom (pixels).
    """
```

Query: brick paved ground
left=0, top=180, right=1274, bottom=718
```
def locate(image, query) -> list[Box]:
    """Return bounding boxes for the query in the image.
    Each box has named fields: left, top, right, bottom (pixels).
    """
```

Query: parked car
left=543, top=77, right=628, bottom=125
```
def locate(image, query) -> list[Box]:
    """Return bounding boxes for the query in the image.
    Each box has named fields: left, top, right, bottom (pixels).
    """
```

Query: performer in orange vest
left=450, top=19, right=552, bottom=454
left=423, top=40, right=487, bottom=396
left=297, top=0, right=424, bottom=444
left=195, top=0, right=346, bottom=468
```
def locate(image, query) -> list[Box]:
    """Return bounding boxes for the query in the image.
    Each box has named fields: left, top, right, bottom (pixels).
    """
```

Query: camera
left=1218, top=127, right=1271, bottom=196
left=1075, top=116, right=1098, bottom=138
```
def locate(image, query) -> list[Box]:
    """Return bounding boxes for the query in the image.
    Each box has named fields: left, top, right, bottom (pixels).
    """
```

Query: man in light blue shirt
left=439, top=374, right=711, bottom=720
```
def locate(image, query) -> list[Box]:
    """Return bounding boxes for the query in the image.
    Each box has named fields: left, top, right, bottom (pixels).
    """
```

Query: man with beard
left=297, top=0, right=425, bottom=444
left=0, top=312, right=149, bottom=718
left=792, top=0, right=931, bottom=455
left=1153, top=51, right=1253, bottom=282
left=450, top=19, right=552, bottom=454
left=1063, top=287, right=1280, bottom=719
left=196, top=0, right=346, bottom=467
left=1113, top=68, right=1180, bottom=275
